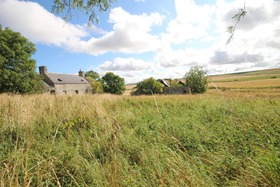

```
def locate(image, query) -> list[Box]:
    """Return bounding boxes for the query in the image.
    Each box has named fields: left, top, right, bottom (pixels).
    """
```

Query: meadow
left=1, top=68, right=280, bottom=186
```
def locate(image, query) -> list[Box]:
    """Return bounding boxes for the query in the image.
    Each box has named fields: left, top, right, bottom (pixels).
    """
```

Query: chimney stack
left=39, top=66, right=47, bottom=75
left=78, top=69, right=85, bottom=77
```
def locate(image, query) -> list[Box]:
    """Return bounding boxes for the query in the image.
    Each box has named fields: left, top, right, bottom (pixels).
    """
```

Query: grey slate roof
left=46, top=73, right=89, bottom=84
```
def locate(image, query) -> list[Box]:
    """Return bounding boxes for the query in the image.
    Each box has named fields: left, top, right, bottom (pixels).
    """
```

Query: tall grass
left=0, top=93, right=280, bottom=186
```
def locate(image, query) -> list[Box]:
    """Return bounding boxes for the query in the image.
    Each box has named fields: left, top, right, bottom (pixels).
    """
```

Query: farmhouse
left=157, top=79, right=190, bottom=95
left=39, top=66, right=91, bottom=94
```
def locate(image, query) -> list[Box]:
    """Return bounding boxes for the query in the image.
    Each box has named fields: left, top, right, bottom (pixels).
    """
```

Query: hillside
left=125, top=68, right=280, bottom=95
left=209, top=68, right=280, bottom=81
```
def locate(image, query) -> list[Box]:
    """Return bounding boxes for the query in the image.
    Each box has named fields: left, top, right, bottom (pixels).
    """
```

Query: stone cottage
left=39, top=66, right=91, bottom=94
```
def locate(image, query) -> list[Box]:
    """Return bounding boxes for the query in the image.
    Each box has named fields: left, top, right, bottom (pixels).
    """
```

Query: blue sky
left=1, top=0, right=280, bottom=83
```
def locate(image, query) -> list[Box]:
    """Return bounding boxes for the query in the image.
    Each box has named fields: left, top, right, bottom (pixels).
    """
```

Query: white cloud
left=200, top=0, right=280, bottom=74
left=0, top=0, right=87, bottom=46
left=95, top=57, right=187, bottom=84
left=98, top=57, right=152, bottom=71
left=155, top=48, right=203, bottom=68
left=70, top=7, right=164, bottom=55
left=0, top=0, right=164, bottom=56
left=161, top=0, right=215, bottom=44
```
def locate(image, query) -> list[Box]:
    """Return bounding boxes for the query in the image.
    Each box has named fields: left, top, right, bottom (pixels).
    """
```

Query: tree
left=52, top=0, right=117, bottom=24
left=185, top=66, right=207, bottom=94
left=85, top=70, right=103, bottom=93
left=86, top=76, right=103, bottom=94
left=132, top=77, right=163, bottom=95
left=85, top=70, right=100, bottom=80
left=0, top=25, right=43, bottom=94
left=101, top=72, right=125, bottom=95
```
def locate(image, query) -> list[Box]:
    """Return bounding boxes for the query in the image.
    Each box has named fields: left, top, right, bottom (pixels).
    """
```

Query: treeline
left=1, top=25, right=207, bottom=95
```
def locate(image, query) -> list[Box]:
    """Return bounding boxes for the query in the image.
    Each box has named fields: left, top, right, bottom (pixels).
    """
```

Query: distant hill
left=125, top=68, right=280, bottom=95
left=208, top=68, right=280, bottom=91
left=209, top=68, right=280, bottom=81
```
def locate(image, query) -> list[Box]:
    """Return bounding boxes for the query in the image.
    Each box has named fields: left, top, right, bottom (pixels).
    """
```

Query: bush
left=185, top=66, right=207, bottom=94
left=132, top=77, right=163, bottom=95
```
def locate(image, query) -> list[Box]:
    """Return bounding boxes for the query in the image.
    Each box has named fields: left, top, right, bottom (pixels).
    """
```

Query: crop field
left=208, top=68, right=280, bottom=90
left=1, top=68, right=280, bottom=186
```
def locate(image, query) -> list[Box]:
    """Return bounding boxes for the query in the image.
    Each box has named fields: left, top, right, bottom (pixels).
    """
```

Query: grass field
left=1, top=68, right=280, bottom=186
left=208, top=68, right=280, bottom=89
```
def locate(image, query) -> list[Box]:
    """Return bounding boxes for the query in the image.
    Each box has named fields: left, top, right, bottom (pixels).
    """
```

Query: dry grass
left=209, top=68, right=280, bottom=81
left=209, top=78, right=280, bottom=88
left=0, top=92, right=280, bottom=186
left=124, top=84, right=136, bottom=95
left=1, top=68, right=280, bottom=186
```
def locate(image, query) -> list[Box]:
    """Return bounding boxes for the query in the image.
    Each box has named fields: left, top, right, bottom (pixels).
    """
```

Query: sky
left=0, top=0, right=279, bottom=83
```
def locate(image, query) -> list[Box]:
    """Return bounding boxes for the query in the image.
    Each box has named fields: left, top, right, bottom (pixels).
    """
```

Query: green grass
left=1, top=93, right=280, bottom=186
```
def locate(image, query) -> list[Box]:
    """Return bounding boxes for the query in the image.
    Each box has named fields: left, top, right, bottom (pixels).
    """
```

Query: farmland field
left=1, top=68, right=280, bottom=186
left=208, top=68, right=280, bottom=89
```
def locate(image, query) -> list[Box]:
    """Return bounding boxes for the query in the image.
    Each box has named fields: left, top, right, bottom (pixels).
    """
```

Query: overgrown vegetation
left=0, top=92, right=280, bottom=186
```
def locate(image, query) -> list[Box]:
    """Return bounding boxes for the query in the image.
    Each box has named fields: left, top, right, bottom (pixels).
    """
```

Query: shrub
left=185, top=66, right=207, bottom=94
left=132, top=77, right=163, bottom=95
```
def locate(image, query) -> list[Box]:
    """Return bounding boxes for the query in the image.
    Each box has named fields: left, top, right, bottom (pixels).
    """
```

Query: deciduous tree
left=85, top=70, right=100, bottom=80
left=132, top=77, right=163, bottom=95
left=185, top=66, right=207, bottom=94
left=0, top=25, right=43, bottom=94
left=101, top=72, right=125, bottom=95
